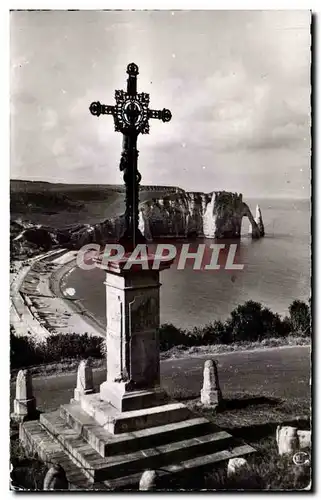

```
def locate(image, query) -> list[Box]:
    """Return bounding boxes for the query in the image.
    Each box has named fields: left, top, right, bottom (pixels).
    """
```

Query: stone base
left=78, top=393, right=189, bottom=434
left=200, top=389, right=222, bottom=407
left=11, top=397, right=37, bottom=422
left=100, top=381, right=168, bottom=412
left=20, top=396, right=256, bottom=490
left=74, top=388, right=94, bottom=402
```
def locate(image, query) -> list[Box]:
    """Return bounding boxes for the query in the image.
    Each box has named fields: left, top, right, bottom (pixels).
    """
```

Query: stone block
left=200, top=360, right=222, bottom=407
left=276, top=425, right=299, bottom=455
left=99, top=380, right=167, bottom=412
left=11, top=369, right=37, bottom=422
left=79, top=393, right=192, bottom=434
left=139, top=470, right=158, bottom=490
left=227, top=457, right=250, bottom=477
left=74, top=359, right=94, bottom=401
left=297, top=430, right=311, bottom=449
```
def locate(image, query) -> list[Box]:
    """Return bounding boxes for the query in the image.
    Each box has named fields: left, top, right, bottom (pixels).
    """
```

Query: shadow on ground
left=174, top=392, right=311, bottom=444
left=221, top=418, right=310, bottom=442
left=221, top=395, right=280, bottom=410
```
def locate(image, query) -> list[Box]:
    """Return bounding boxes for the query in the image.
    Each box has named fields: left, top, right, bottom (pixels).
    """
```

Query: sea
left=64, top=198, right=311, bottom=330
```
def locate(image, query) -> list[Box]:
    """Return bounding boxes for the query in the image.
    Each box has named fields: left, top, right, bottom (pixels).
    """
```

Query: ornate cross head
left=89, top=63, right=172, bottom=135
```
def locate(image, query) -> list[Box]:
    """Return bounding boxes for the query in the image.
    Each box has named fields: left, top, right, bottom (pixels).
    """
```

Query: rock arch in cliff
left=242, top=203, right=261, bottom=239
left=204, top=192, right=264, bottom=240
left=245, top=204, right=265, bottom=239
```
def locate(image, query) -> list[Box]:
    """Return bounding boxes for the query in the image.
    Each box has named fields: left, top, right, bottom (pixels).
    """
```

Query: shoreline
left=10, top=249, right=105, bottom=342
left=48, top=255, right=105, bottom=335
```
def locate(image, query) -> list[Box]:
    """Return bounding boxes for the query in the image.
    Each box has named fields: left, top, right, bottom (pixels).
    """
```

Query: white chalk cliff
left=139, top=190, right=264, bottom=240
left=11, top=188, right=265, bottom=256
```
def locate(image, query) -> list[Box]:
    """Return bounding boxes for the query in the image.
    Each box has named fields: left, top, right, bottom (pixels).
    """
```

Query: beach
left=10, top=250, right=104, bottom=342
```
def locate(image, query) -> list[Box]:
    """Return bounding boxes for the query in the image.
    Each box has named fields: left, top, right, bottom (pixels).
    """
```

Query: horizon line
left=10, top=177, right=311, bottom=201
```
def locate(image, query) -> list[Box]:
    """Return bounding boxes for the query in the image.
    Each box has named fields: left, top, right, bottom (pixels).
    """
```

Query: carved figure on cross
left=89, top=63, right=172, bottom=251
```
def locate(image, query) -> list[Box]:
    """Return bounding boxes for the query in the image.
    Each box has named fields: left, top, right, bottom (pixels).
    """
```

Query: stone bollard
left=11, top=369, right=37, bottom=422
left=276, top=425, right=299, bottom=455
left=227, top=457, right=249, bottom=478
left=43, top=465, right=69, bottom=490
left=200, top=359, right=222, bottom=407
left=74, top=359, right=94, bottom=401
left=139, top=470, right=158, bottom=491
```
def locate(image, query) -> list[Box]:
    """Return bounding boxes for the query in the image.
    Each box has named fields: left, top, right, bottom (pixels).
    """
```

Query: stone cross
left=12, top=369, right=37, bottom=422
left=88, top=64, right=174, bottom=415
left=200, top=359, right=222, bottom=407
left=89, top=62, right=172, bottom=251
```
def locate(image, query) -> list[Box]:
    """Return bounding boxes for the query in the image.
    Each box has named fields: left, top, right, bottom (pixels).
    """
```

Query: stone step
left=19, top=420, right=95, bottom=490
left=20, top=418, right=256, bottom=490
left=40, top=411, right=236, bottom=483
left=61, top=402, right=213, bottom=457
left=101, top=443, right=256, bottom=490
left=79, top=393, right=192, bottom=434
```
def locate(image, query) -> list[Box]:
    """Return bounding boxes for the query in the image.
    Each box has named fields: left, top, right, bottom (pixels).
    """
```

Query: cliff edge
left=139, top=190, right=264, bottom=240
left=11, top=185, right=265, bottom=258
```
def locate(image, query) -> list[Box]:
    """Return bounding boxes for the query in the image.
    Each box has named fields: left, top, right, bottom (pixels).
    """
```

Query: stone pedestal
left=11, top=369, right=37, bottom=422
left=74, top=359, right=94, bottom=402
left=200, top=360, right=222, bottom=408
left=97, top=253, right=172, bottom=414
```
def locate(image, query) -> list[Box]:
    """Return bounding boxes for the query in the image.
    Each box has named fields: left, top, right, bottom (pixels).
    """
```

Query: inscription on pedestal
left=130, top=330, right=159, bottom=386
left=130, top=295, right=159, bottom=333
left=129, top=295, right=159, bottom=386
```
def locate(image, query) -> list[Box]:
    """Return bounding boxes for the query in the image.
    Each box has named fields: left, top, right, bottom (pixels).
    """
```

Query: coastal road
left=11, top=346, right=310, bottom=412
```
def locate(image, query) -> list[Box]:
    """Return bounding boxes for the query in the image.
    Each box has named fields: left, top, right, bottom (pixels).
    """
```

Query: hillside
left=10, top=180, right=125, bottom=227
left=10, top=180, right=184, bottom=258
left=10, top=180, right=182, bottom=227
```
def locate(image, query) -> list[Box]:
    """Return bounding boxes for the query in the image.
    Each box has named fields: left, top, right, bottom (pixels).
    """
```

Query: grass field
left=10, top=180, right=125, bottom=227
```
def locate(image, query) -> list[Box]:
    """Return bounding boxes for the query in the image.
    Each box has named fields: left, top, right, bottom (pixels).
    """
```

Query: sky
left=10, top=10, right=311, bottom=198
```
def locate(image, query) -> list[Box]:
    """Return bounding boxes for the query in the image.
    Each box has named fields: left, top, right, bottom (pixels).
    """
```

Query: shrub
left=10, top=298, right=310, bottom=365
left=227, top=300, right=288, bottom=342
left=10, top=333, right=40, bottom=369
left=288, top=299, right=311, bottom=336
left=185, top=326, right=205, bottom=347
left=10, top=435, right=48, bottom=490
left=10, top=333, right=104, bottom=369
left=44, top=333, right=103, bottom=360
left=203, top=320, right=233, bottom=345
left=158, top=323, right=187, bottom=351
left=187, top=321, right=232, bottom=346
